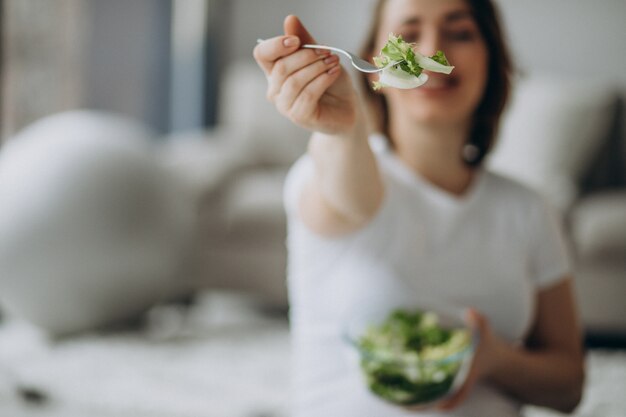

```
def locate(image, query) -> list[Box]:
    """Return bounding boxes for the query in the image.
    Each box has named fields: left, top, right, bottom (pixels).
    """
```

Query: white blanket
left=0, top=292, right=624, bottom=417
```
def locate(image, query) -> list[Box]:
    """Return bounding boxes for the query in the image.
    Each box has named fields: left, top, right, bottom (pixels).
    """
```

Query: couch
left=2, top=61, right=622, bottom=337
left=169, top=61, right=626, bottom=337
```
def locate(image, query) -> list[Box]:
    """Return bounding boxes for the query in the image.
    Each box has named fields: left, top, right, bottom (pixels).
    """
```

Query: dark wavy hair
left=359, top=0, right=513, bottom=167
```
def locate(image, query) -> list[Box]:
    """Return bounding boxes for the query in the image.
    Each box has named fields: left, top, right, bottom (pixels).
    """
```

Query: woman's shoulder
left=482, top=170, right=556, bottom=214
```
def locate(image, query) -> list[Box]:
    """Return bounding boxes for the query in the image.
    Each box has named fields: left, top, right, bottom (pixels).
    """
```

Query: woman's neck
left=389, top=118, right=475, bottom=196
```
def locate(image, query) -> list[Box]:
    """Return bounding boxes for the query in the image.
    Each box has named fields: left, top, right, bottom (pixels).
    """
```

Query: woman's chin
left=408, top=109, right=466, bottom=126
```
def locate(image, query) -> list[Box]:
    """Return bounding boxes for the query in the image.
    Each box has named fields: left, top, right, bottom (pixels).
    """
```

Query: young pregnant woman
left=254, top=1, right=584, bottom=415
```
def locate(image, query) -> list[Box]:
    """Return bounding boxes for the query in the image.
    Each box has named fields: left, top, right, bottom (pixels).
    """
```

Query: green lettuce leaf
left=429, top=51, right=450, bottom=66
left=372, top=33, right=454, bottom=89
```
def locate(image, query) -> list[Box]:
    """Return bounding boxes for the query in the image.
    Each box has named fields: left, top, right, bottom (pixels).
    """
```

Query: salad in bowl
left=345, top=307, right=476, bottom=407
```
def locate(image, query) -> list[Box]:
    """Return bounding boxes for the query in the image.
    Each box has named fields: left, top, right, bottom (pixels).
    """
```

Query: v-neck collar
left=371, top=134, right=486, bottom=211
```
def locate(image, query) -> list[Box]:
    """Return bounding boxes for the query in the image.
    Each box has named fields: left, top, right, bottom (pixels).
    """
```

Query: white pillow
left=219, top=61, right=310, bottom=167
left=159, top=127, right=248, bottom=197
left=487, top=75, right=617, bottom=211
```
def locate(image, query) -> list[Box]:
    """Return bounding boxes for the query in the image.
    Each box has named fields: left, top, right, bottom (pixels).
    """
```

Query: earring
left=462, top=143, right=481, bottom=165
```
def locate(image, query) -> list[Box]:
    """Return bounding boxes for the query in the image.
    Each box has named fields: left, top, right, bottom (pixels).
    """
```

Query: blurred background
left=3, top=0, right=626, bottom=137
left=0, top=1, right=625, bottom=416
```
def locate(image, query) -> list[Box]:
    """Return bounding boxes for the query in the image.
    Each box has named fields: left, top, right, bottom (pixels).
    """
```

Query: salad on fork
left=372, top=33, right=455, bottom=90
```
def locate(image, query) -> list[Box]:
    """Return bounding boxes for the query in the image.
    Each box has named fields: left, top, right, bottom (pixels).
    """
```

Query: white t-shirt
left=283, top=135, right=571, bottom=417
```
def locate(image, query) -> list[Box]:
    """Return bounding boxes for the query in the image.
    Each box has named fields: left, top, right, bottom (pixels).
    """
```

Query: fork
left=256, top=38, right=398, bottom=73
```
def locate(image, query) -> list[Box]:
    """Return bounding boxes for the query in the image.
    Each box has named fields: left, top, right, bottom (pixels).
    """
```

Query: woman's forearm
left=488, top=342, right=585, bottom=413
left=305, top=111, right=384, bottom=229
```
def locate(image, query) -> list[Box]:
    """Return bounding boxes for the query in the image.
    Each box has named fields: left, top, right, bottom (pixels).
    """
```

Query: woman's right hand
left=254, top=16, right=382, bottom=238
left=253, top=15, right=361, bottom=136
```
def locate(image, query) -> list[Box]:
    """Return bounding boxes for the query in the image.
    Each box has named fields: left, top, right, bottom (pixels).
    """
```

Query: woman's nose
left=415, top=29, right=442, bottom=57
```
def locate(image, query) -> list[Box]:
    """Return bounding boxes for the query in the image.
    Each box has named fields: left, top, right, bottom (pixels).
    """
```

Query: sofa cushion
left=570, top=191, right=626, bottom=260
left=219, top=61, right=310, bottom=167
left=195, top=168, right=289, bottom=307
left=487, top=75, right=618, bottom=211
left=222, top=167, right=288, bottom=240
left=159, top=127, right=247, bottom=197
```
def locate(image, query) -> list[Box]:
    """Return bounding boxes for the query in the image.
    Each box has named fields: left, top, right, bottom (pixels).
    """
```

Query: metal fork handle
left=304, top=44, right=385, bottom=73
left=256, top=39, right=348, bottom=57
left=302, top=44, right=351, bottom=59
left=256, top=39, right=388, bottom=73
left=304, top=44, right=402, bottom=72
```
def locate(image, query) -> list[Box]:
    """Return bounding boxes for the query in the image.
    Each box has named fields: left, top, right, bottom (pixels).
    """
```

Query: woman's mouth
left=418, top=74, right=459, bottom=92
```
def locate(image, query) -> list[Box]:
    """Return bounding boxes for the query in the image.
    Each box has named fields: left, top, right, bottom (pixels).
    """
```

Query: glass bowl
left=343, top=306, right=478, bottom=408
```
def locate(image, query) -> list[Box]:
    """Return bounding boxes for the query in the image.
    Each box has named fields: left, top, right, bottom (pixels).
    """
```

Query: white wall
left=229, top=0, right=378, bottom=62
left=496, top=0, right=626, bottom=87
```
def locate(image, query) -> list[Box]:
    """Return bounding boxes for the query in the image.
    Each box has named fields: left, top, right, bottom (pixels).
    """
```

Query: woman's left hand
left=435, top=308, right=505, bottom=411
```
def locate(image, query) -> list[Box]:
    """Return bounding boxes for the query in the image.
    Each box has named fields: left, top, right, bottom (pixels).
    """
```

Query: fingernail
left=314, top=48, right=329, bottom=55
left=283, top=36, right=299, bottom=47
left=327, top=65, right=340, bottom=75
left=323, top=55, right=338, bottom=65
